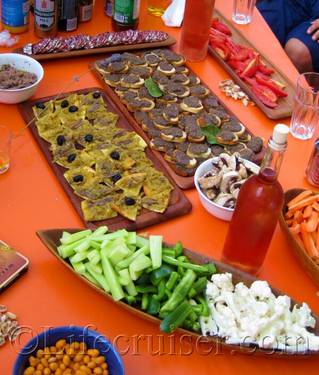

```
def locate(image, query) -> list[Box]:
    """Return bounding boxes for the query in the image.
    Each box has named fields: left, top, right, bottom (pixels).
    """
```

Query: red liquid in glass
left=179, top=0, right=215, bottom=62
left=222, top=168, right=284, bottom=275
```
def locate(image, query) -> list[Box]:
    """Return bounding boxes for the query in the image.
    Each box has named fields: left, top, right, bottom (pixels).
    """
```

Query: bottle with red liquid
left=222, top=124, right=290, bottom=275
left=179, top=0, right=215, bottom=62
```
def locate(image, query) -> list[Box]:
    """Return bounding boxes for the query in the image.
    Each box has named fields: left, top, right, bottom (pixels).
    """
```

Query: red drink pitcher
left=179, top=0, right=215, bottom=62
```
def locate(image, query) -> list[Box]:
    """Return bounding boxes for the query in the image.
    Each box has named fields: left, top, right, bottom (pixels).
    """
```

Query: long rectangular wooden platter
left=208, top=10, right=295, bottom=120
left=14, top=35, right=176, bottom=61
left=18, top=88, right=191, bottom=231
left=92, top=50, right=266, bottom=190
left=37, top=227, right=319, bottom=358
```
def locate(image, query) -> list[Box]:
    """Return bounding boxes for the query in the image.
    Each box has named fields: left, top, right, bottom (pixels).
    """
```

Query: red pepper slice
left=228, top=59, right=246, bottom=73
left=240, top=55, right=260, bottom=78
left=210, top=39, right=231, bottom=60
left=257, top=63, right=274, bottom=75
left=255, top=75, right=287, bottom=97
left=211, top=18, right=232, bottom=36
left=251, top=85, right=278, bottom=108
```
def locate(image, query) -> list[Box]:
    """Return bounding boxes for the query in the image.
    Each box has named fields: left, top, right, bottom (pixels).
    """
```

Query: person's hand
left=307, top=19, right=319, bottom=41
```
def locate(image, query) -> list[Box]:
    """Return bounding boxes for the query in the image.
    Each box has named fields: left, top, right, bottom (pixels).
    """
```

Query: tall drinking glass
left=0, top=125, right=11, bottom=174
left=232, top=0, right=256, bottom=25
left=290, top=72, right=319, bottom=140
left=179, top=0, right=215, bottom=62
left=147, top=0, right=171, bottom=16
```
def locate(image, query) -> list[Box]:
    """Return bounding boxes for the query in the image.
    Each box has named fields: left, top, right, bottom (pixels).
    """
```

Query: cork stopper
left=273, top=124, right=289, bottom=145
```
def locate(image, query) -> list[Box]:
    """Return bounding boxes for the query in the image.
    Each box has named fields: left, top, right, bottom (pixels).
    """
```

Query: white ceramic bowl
left=194, top=156, right=260, bottom=221
left=0, top=53, right=44, bottom=104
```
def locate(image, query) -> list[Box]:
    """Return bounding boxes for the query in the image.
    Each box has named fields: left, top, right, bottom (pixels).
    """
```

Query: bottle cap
left=273, top=124, right=289, bottom=145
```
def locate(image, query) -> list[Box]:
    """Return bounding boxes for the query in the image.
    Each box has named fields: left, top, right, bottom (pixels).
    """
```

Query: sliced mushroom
left=238, top=163, right=248, bottom=179
left=199, top=174, right=222, bottom=190
left=230, top=179, right=246, bottom=195
left=218, top=153, right=231, bottom=168
left=220, top=171, right=241, bottom=193
left=215, top=193, right=236, bottom=208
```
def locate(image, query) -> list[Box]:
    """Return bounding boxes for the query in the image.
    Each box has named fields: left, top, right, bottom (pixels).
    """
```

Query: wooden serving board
left=37, top=227, right=319, bottom=358
left=18, top=88, right=191, bottom=231
left=208, top=10, right=295, bottom=120
left=91, top=53, right=265, bottom=190
left=279, top=188, right=319, bottom=286
left=14, top=35, right=176, bottom=61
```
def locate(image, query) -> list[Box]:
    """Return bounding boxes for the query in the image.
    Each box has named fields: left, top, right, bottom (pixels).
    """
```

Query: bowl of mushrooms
left=194, top=153, right=260, bottom=221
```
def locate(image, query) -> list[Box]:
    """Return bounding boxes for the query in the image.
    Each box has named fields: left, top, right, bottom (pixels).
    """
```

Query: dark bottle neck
left=258, top=138, right=286, bottom=183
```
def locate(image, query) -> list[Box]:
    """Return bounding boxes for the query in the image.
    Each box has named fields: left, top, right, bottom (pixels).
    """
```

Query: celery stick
left=74, top=238, right=91, bottom=253
left=118, top=269, right=131, bottom=286
left=129, top=268, right=142, bottom=281
left=116, top=246, right=149, bottom=270
left=126, top=231, right=136, bottom=245
left=136, top=235, right=150, bottom=248
left=86, top=264, right=110, bottom=293
left=71, top=262, right=86, bottom=275
left=101, top=249, right=124, bottom=301
left=150, top=235, right=163, bottom=270
left=58, top=238, right=87, bottom=258
left=61, top=231, right=71, bottom=244
left=125, top=280, right=137, bottom=297
left=87, top=250, right=101, bottom=265
left=89, top=262, right=102, bottom=275
left=129, top=254, right=152, bottom=274
left=82, top=271, right=99, bottom=287
left=70, top=251, right=89, bottom=264
left=92, top=226, right=108, bottom=236
left=107, top=238, right=132, bottom=265
left=89, top=240, right=101, bottom=250
left=60, top=229, right=92, bottom=245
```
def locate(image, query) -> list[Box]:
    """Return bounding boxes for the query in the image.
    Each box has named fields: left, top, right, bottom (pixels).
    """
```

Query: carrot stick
left=316, top=226, right=319, bottom=250
left=312, top=202, right=319, bottom=212
left=305, top=211, right=319, bottom=232
left=293, top=210, right=304, bottom=224
left=303, top=205, right=313, bottom=219
left=292, top=232, right=305, bottom=249
left=288, top=195, right=319, bottom=213
left=289, top=223, right=301, bottom=235
left=300, top=223, right=319, bottom=257
left=288, top=190, right=313, bottom=208
left=285, top=210, right=294, bottom=219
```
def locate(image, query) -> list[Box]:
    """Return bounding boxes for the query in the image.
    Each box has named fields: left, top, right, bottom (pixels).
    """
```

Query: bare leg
left=285, top=38, right=313, bottom=73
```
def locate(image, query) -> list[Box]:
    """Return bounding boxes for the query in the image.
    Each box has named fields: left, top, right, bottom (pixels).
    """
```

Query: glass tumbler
left=232, top=0, right=256, bottom=25
left=147, top=0, right=171, bottom=16
left=290, top=72, right=319, bottom=140
left=0, top=125, right=11, bottom=174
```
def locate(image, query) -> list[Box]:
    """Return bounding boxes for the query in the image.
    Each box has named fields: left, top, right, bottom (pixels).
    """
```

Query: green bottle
left=112, top=0, right=140, bottom=31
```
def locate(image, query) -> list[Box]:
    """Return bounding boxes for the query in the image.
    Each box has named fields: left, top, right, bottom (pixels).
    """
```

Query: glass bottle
left=222, top=124, right=289, bottom=275
left=78, top=0, right=94, bottom=23
left=1, top=0, right=30, bottom=34
left=34, top=0, right=58, bottom=38
left=179, top=0, right=215, bottom=62
left=306, top=138, right=319, bottom=187
left=112, top=0, right=140, bottom=31
left=58, top=0, right=78, bottom=32
left=104, top=0, right=114, bottom=17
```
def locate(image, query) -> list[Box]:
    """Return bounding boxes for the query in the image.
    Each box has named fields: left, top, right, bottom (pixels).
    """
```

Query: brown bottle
left=112, top=0, right=140, bottom=31
left=34, top=0, right=58, bottom=38
left=78, top=0, right=94, bottom=23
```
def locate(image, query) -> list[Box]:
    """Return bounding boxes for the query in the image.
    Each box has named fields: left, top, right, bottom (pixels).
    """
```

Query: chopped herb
left=144, top=78, right=163, bottom=98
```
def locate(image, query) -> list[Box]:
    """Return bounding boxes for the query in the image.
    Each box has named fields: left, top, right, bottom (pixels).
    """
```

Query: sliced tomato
left=257, top=63, right=274, bottom=75
left=210, top=39, right=231, bottom=60
left=240, top=54, right=260, bottom=78
left=228, top=59, right=246, bottom=72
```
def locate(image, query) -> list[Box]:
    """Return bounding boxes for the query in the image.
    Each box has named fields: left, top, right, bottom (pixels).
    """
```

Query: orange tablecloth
left=1, top=0, right=318, bottom=373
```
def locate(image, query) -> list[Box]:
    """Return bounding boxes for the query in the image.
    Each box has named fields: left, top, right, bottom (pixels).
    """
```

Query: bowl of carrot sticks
left=280, top=188, right=319, bottom=285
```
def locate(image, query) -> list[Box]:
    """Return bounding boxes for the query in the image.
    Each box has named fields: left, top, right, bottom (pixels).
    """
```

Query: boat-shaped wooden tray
left=14, top=35, right=176, bottom=61
left=208, top=10, right=295, bottom=120
left=279, top=188, right=319, bottom=286
left=18, top=88, right=191, bottom=231
left=37, top=227, right=319, bottom=357
left=91, top=51, right=266, bottom=190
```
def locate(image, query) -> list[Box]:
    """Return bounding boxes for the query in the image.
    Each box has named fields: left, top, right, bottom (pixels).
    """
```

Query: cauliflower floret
left=292, top=303, right=316, bottom=328
left=211, top=273, right=234, bottom=292
left=206, top=281, right=220, bottom=300
left=250, top=280, right=272, bottom=300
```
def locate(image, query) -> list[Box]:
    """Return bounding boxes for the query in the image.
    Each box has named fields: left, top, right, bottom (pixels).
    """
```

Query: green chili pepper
left=160, top=301, right=192, bottom=333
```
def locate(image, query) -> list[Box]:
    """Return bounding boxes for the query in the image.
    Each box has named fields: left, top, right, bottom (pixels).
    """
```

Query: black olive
left=69, top=105, right=78, bottom=113
left=84, top=134, right=93, bottom=142
left=36, top=102, right=45, bottom=109
left=56, top=135, right=66, bottom=146
left=73, top=175, right=84, bottom=183
left=61, top=100, right=69, bottom=108
left=67, top=154, right=76, bottom=163
left=111, top=173, right=122, bottom=183
left=93, top=92, right=101, bottom=99
left=110, top=151, right=120, bottom=160
left=125, top=197, right=136, bottom=206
